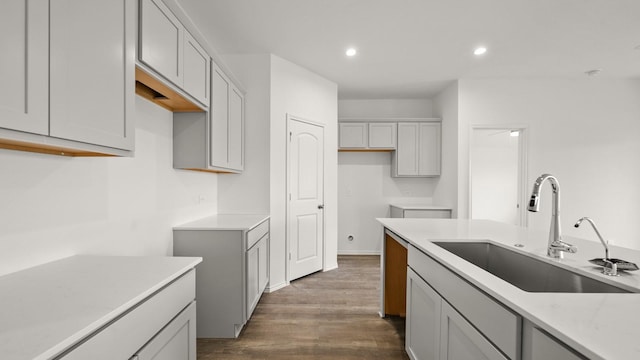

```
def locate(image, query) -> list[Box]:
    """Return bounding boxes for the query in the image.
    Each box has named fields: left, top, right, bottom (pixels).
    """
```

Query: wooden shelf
left=135, top=67, right=203, bottom=112
left=0, top=138, right=115, bottom=157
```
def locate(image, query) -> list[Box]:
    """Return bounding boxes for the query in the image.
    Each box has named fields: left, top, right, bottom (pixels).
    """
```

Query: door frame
left=285, top=114, right=326, bottom=283
left=468, top=124, right=529, bottom=227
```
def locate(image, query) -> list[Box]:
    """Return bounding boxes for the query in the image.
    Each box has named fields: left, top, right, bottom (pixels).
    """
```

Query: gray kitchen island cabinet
left=173, top=214, right=270, bottom=338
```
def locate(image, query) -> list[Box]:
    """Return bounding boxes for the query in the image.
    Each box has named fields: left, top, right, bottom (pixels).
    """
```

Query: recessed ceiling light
left=585, top=69, right=602, bottom=76
left=473, top=47, right=487, bottom=56
left=510, top=130, right=520, bottom=137
left=346, top=48, right=357, bottom=57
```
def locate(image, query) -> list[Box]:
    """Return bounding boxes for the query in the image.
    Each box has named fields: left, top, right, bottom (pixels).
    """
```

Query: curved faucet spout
left=575, top=217, right=609, bottom=259
left=528, top=173, right=575, bottom=259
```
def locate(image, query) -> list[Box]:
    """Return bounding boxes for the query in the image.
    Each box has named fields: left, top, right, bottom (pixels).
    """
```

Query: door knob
left=318, top=204, right=324, bottom=209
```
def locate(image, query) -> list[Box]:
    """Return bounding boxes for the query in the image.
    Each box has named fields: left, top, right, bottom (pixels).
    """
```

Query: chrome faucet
left=527, top=174, right=577, bottom=258
left=575, top=217, right=617, bottom=276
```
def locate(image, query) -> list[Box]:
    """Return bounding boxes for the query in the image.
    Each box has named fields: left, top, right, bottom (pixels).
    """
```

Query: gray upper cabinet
left=211, top=66, right=230, bottom=168
left=139, top=0, right=182, bottom=86
left=138, top=0, right=210, bottom=108
left=50, top=0, right=135, bottom=151
left=392, top=122, right=441, bottom=177
left=338, top=121, right=396, bottom=150
left=0, top=0, right=134, bottom=156
left=210, top=63, right=244, bottom=172
left=0, top=0, right=48, bottom=136
left=183, top=30, right=210, bottom=106
left=339, top=122, right=368, bottom=149
left=368, top=122, right=396, bottom=149
left=173, top=63, right=244, bottom=173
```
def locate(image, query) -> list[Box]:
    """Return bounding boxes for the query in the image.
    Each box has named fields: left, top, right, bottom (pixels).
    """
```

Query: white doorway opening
left=470, top=126, right=528, bottom=226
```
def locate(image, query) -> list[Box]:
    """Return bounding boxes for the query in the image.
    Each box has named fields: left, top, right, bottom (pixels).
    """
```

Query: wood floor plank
left=197, top=255, right=409, bottom=359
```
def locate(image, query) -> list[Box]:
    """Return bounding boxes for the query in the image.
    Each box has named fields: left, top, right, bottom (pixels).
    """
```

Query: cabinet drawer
left=59, top=270, right=196, bottom=360
left=408, top=246, right=520, bottom=360
left=247, top=220, right=269, bottom=249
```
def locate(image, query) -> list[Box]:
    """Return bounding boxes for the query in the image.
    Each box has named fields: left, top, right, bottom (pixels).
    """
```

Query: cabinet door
left=339, top=123, right=368, bottom=148
left=440, top=301, right=507, bottom=360
left=134, top=301, right=196, bottom=360
left=258, top=237, right=269, bottom=293
left=49, top=0, right=134, bottom=150
left=368, top=123, right=396, bottom=149
left=183, top=31, right=209, bottom=106
left=396, top=123, right=420, bottom=175
left=418, top=123, right=441, bottom=176
left=0, top=0, right=48, bottom=135
left=525, top=326, right=585, bottom=360
left=246, top=242, right=260, bottom=318
left=406, top=268, right=441, bottom=360
left=210, top=65, right=230, bottom=168
left=228, top=85, right=244, bottom=171
left=139, top=0, right=183, bottom=86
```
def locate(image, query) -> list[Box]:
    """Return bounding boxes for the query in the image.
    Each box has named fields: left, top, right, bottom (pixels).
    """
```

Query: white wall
left=457, top=78, right=640, bottom=249
left=432, top=82, right=459, bottom=217
left=339, top=99, right=434, bottom=118
left=270, top=55, right=338, bottom=289
left=338, top=152, right=438, bottom=254
left=217, top=54, right=271, bottom=214
left=337, top=99, right=437, bottom=254
left=0, top=97, right=218, bottom=277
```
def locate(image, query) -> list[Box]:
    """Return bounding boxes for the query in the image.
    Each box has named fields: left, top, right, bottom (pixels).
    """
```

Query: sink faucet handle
left=550, top=240, right=578, bottom=254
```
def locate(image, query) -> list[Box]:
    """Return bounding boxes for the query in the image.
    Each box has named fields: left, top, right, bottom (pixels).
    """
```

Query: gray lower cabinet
left=61, top=270, right=197, bottom=360
left=407, top=245, right=519, bottom=360
left=522, top=321, right=586, bottom=360
left=440, top=301, right=507, bottom=360
left=407, top=268, right=507, bottom=360
left=406, top=268, right=441, bottom=360
left=407, top=243, right=589, bottom=360
left=390, top=205, right=452, bottom=219
left=132, top=302, right=196, bottom=360
left=173, top=219, right=269, bottom=338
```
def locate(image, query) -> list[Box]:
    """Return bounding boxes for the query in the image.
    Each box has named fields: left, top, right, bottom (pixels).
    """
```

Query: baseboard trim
left=265, top=281, right=288, bottom=293
left=338, top=250, right=381, bottom=255
left=323, top=264, right=339, bottom=272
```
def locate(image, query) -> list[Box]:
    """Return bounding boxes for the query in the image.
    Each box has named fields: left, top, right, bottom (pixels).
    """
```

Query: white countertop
left=377, top=218, right=640, bottom=360
left=173, top=214, right=269, bottom=231
left=0, top=255, right=202, bottom=360
left=389, top=203, right=452, bottom=210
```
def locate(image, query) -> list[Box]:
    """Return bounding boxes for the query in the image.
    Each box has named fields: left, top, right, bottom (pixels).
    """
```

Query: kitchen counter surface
left=377, top=218, right=640, bottom=360
left=173, top=214, right=269, bottom=231
left=0, top=255, right=202, bottom=360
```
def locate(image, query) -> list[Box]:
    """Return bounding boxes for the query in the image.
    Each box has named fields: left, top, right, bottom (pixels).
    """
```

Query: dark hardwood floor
left=197, top=255, right=409, bottom=359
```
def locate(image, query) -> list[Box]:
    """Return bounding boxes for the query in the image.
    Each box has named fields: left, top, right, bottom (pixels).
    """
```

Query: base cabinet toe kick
left=382, top=228, right=588, bottom=360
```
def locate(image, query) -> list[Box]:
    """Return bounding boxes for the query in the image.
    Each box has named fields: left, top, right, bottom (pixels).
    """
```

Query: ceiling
left=178, top=0, right=640, bottom=99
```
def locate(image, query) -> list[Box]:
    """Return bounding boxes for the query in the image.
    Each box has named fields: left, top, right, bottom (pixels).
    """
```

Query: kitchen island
left=378, top=218, right=640, bottom=360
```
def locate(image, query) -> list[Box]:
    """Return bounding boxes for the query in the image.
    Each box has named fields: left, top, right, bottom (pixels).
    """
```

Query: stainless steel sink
left=433, top=241, right=631, bottom=293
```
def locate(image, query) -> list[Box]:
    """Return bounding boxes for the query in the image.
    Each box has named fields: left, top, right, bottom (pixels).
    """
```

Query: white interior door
left=288, top=117, right=324, bottom=281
